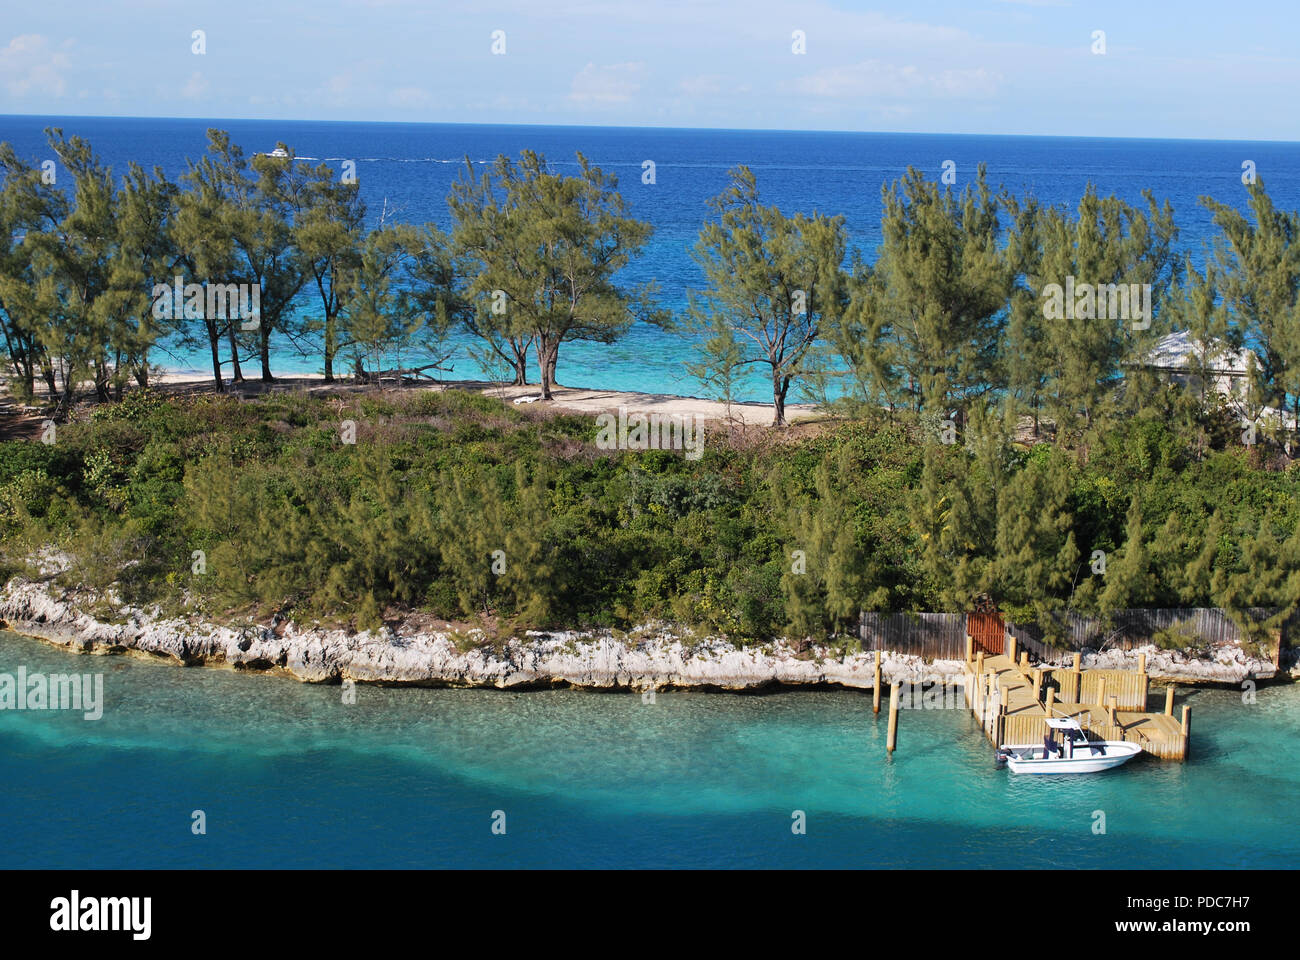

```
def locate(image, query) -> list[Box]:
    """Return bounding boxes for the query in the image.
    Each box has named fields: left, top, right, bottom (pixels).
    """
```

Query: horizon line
left=0, top=111, right=1297, bottom=148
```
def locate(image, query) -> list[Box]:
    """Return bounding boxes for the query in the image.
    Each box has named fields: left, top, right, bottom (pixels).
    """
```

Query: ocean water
left=0, top=630, right=1294, bottom=869
left=2, top=116, right=1299, bottom=401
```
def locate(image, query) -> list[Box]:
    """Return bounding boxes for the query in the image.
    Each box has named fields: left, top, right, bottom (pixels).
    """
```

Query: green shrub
left=5, top=387, right=1299, bottom=643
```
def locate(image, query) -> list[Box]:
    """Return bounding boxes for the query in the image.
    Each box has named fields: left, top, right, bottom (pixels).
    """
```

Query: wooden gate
left=968, top=610, right=1005, bottom=656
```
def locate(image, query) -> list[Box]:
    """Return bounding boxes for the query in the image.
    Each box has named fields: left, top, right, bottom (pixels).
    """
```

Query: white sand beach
left=146, top=368, right=823, bottom=425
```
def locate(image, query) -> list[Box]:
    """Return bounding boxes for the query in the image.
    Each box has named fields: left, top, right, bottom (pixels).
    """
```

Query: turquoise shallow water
left=0, top=630, right=1295, bottom=868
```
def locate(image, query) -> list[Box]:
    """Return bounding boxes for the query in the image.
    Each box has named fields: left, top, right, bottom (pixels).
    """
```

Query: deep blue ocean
left=2, top=116, right=1298, bottom=401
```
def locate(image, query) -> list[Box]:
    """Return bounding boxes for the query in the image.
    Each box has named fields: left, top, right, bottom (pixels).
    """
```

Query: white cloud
left=389, top=86, right=432, bottom=107
left=181, top=70, right=209, bottom=99
left=570, top=61, right=645, bottom=104
left=678, top=74, right=725, bottom=96
left=0, top=34, right=70, bottom=98
left=795, top=61, right=1002, bottom=100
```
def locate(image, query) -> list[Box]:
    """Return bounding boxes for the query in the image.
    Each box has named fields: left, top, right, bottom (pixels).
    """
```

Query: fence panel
left=861, top=607, right=1287, bottom=661
left=858, top=612, right=967, bottom=660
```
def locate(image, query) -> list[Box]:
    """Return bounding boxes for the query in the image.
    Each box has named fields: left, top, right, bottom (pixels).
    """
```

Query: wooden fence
left=858, top=612, right=968, bottom=660
left=860, top=607, right=1289, bottom=662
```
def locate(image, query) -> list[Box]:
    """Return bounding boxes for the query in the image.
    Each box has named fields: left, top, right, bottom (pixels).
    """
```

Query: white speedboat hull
left=999, top=740, right=1142, bottom=774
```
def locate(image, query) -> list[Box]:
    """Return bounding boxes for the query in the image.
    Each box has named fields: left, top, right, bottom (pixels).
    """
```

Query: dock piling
left=1165, top=684, right=1175, bottom=716
left=887, top=682, right=900, bottom=753
left=873, top=651, right=882, bottom=715
left=1181, top=704, right=1191, bottom=758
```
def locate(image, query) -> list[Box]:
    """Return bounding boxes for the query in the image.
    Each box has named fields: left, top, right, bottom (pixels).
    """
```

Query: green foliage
left=449, top=150, right=660, bottom=397
left=688, top=166, right=848, bottom=426
left=0, top=468, right=57, bottom=524
left=848, top=165, right=1012, bottom=418
left=3, top=387, right=1299, bottom=640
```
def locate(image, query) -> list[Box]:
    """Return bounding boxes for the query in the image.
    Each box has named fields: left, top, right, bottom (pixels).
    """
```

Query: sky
left=0, top=0, right=1296, bottom=141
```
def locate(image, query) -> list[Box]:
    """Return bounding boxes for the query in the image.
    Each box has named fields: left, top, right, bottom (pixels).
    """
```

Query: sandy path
left=147, top=369, right=821, bottom=424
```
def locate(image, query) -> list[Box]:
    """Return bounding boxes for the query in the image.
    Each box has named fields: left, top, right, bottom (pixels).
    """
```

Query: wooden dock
left=962, top=637, right=1189, bottom=761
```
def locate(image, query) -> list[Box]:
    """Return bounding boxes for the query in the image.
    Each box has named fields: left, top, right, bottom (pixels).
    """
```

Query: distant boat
left=996, top=717, right=1142, bottom=774
left=259, top=147, right=291, bottom=159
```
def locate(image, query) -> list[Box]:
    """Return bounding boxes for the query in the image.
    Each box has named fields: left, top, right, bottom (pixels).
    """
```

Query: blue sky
left=0, top=0, right=1296, bottom=140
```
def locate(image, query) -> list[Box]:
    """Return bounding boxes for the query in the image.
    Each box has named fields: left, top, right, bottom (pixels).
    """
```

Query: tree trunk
left=773, top=373, right=789, bottom=427
left=95, top=360, right=110, bottom=403
left=53, top=365, right=74, bottom=422
left=323, top=314, right=335, bottom=383
left=227, top=324, right=244, bottom=382
left=538, top=337, right=556, bottom=400
left=54, top=389, right=74, bottom=423
left=208, top=329, right=225, bottom=392
left=510, top=338, right=530, bottom=386
left=260, top=324, right=273, bottom=382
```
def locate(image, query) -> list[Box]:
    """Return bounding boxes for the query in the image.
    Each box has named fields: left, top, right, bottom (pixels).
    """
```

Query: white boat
left=997, top=717, right=1142, bottom=774
left=259, top=147, right=290, bottom=158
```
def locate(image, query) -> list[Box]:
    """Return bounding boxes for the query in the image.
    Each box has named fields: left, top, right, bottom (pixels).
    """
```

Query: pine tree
left=990, top=446, right=1080, bottom=627
left=101, top=161, right=178, bottom=394
left=449, top=151, right=659, bottom=398
left=868, top=165, right=1011, bottom=422
left=689, top=166, right=848, bottom=426
left=180, top=131, right=308, bottom=383
left=20, top=130, right=119, bottom=416
left=774, top=451, right=873, bottom=638
left=340, top=225, right=428, bottom=382
left=1001, top=195, right=1051, bottom=438
left=293, top=163, right=364, bottom=382
left=1029, top=188, right=1179, bottom=451
left=1098, top=495, right=1153, bottom=615
left=0, top=144, right=61, bottom=399
left=815, top=259, right=901, bottom=419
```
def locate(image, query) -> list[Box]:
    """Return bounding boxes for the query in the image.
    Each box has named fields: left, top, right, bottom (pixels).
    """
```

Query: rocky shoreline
left=0, top=577, right=1292, bottom=692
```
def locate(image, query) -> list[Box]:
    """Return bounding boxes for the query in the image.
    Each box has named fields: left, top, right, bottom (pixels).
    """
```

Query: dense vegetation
left=3, top=129, right=1300, bottom=644
left=1, top=388, right=1297, bottom=644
